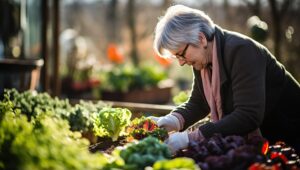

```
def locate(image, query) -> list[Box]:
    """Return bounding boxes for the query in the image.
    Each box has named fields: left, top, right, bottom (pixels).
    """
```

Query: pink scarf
left=201, top=38, right=222, bottom=122
left=200, top=38, right=261, bottom=137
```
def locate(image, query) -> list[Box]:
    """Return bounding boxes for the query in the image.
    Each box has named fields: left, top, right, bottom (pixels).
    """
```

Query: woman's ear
left=199, top=32, right=208, bottom=49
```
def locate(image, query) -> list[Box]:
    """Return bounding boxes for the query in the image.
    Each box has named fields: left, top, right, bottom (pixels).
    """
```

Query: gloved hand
left=148, top=114, right=181, bottom=132
left=165, top=131, right=189, bottom=155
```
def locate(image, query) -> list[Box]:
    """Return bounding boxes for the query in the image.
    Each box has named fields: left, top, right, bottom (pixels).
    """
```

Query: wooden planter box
left=0, top=58, right=44, bottom=92
left=101, top=86, right=172, bottom=104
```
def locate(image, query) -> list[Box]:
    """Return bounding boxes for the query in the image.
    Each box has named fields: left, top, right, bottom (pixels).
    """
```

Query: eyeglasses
left=175, top=44, right=190, bottom=60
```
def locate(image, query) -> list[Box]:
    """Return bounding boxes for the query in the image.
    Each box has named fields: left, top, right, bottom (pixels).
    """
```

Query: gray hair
left=153, top=5, right=215, bottom=58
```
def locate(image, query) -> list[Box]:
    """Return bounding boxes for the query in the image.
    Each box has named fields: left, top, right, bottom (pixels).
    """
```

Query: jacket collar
left=214, top=26, right=228, bottom=85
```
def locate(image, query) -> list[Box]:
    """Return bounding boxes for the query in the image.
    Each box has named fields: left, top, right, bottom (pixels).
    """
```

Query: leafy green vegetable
left=2, top=89, right=109, bottom=133
left=3, top=88, right=71, bottom=121
left=0, top=100, right=108, bottom=170
left=69, top=100, right=108, bottom=132
left=127, top=116, right=168, bottom=141
left=151, top=157, right=200, bottom=170
left=119, top=136, right=171, bottom=170
left=93, top=107, right=132, bottom=141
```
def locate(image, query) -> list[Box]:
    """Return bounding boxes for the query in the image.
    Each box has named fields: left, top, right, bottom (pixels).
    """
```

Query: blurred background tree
left=60, top=0, right=300, bottom=79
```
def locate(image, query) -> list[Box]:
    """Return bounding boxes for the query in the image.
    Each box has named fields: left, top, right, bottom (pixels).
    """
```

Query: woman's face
left=171, top=33, right=211, bottom=70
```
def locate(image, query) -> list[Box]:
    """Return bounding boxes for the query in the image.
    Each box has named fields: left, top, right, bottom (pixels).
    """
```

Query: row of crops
left=0, top=89, right=299, bottom=170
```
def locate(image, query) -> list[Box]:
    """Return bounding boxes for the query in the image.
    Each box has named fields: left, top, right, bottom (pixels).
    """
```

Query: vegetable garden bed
left=1, top=89, right=299, bottom=170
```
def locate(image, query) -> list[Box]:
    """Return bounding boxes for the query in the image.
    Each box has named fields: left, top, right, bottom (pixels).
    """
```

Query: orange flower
left=154, top=54, right=172, bottom=67
left=107, top=43, right=124, bottom=64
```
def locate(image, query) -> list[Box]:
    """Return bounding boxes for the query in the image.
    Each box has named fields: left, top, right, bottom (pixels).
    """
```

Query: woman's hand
left=165, top=129, right=205, bottom=155
left=148, top=114, right=181, bottom=132
left=165, top=131, right=189, bottom=155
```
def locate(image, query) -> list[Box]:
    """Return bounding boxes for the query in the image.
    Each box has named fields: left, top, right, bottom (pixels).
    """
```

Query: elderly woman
left=151, top=4, right=300, bottom=154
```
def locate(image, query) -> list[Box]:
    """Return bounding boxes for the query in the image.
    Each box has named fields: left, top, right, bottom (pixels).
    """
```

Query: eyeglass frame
left=175, top=44, right=190, bottom=60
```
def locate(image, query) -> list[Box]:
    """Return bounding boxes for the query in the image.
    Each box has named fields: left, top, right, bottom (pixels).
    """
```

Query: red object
left=262, top=140, right=269, bottom=155
left=88, top=79, right=100, bottom=87
left=71, top=79, right=100, bottom=91
left=154, top=54, right=172, bottom=67
left=248, top=163, right=260, bottom=170
left=143, top=120, right=149, bottom=130
left=107, top=43, right=124, bottom=64
left=248, top=163, right=281, bottom=170
left=143, top=120, right=158, bottom=132
left=270, top=152, right=288, bottom=163
left=272, top=163, right=282, bottom=170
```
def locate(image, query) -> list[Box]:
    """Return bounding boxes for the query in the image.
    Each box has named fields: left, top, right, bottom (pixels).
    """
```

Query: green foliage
left=247, top=16, right=268, bottom=42
left=127, top=116, right=168, bottom=141
left=100, top=64, right=135, bottom=92
left=172, top=91, right=189, bottom=105
left=2, top=89, right=108, bottom=133
left=3, top=89, right=72, bottom=120
left=93, top=107, right=132, bottom=141
left=69, top=100, right=108, bottom=132
left=133, top=64, right=167, bottom=89
left=99, top=64, right=167, bottom=92
left=119, top=136, right=171, bottom=170
left=69, top=104, right=92, bottom=132
left=250, top=25, right=268, bottom=42
left=152, top=158, right=200, bottom=170
left=0, top=100, right=19, bottom=121
left=0, top=101, right=108, bottom=170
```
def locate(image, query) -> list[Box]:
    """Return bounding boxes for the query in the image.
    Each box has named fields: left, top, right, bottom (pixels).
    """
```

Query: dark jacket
left=173, top=26, right=300, bottom=146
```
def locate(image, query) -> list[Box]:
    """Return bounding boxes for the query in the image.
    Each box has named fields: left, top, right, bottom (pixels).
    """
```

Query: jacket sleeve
left=172, top=68, right=210, bottom=130
left=200, top=40, right=267, bottom=138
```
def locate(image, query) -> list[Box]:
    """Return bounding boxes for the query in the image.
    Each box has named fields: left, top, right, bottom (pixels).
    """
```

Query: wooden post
left=41, top=0, right=49, bottom=92
left=53, top=0, right=60, bottom=96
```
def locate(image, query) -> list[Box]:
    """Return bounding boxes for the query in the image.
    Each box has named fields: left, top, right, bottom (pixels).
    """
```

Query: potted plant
left=98, top=44, right=173, bottom=104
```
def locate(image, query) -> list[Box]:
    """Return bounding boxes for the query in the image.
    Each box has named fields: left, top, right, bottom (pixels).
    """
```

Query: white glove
left=148, top=116, right=160, bottom=123
left=149, top=114, right=181, bottom=132
left=165, top=131, right=189, bottom=155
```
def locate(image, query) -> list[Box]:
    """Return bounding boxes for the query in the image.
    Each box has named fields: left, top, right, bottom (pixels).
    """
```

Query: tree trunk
left=53, top=0, right=60, bottom=96
left=127, top=0, right=138, bottom=66
left=268, top=0, right=281, bottom=61
left=268, top=0, right=292, bottom=62
left=106, top=0, right=118, bottom=42
left=244, top=0, right=262, bottom=17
